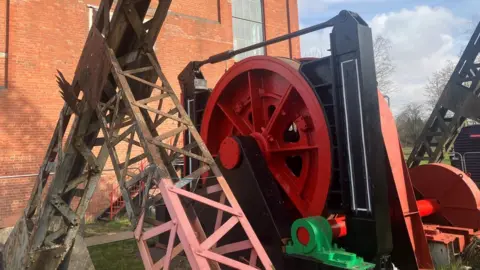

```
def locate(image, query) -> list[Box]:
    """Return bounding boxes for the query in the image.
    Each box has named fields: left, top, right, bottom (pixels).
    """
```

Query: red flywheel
left=201, top=56, right=332, bottom=217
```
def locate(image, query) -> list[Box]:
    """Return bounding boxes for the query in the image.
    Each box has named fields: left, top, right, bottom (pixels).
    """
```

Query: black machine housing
left=177, top=10, right=396, bottom=269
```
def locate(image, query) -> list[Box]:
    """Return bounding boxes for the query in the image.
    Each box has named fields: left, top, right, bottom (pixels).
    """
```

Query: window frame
left=231, top=0, right=266, bottom=61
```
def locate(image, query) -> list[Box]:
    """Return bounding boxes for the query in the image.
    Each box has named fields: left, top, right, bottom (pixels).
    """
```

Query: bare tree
left=301, top=34, right=396, bottom=94
left=374, top=35, right=396, bottom=95
left=396, top=102, right=425, bottom=147
left=424, top=60, right=456, bottom=108
left=303, top=47, right=325, bottom=58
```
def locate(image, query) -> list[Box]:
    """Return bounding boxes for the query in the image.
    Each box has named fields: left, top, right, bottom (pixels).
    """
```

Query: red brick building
left=0, top=0, right=300, bottom=227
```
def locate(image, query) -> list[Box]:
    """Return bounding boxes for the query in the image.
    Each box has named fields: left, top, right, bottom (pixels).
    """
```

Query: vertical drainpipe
left=286, top=0, right=293, bottom=59
left=261, top=0, right=267, bottom=55
left=2, top=0, right=9, bottom=89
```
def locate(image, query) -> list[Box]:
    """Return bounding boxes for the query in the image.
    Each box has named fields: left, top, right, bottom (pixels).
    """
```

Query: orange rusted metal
left=410, top=163, right=480, bottom=230
left=416, top=199, right=441, bottom=218
left=328, top=216, right=347, bottom=238
left=378, top=91, right=434, bottom=269
left=423, top=224, right=477, bottom=266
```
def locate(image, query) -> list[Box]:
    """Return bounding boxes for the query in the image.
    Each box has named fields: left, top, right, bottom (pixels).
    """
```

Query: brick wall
left=169, top=0, right=219, bottom=22
left=0, top=57, right=5, bottom=88
left=0, top=0, right=91, bottom=228
left=0, top=173, right=118, bottom=227
left=264, top=0, right=300, bottom=58
left=0, top=0, right=300, bottom=228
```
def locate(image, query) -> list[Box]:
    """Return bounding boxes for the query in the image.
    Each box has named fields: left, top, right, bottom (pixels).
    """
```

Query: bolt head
left=234, top=103, right=243, bottom=114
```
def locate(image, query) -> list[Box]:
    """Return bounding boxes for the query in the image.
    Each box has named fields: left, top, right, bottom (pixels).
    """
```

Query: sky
left=297, top=0, right=480, bottom=115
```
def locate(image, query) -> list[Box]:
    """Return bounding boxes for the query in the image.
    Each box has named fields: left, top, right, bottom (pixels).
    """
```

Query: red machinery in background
left=179, top=11, right=480, bottom=269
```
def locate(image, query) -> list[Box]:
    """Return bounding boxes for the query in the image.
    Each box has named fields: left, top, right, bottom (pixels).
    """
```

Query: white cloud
left=299, top=5, right=471, bottom=115
left=300, top=27, right=332, bottom=58
left=370, top=6, right=469, bottom=114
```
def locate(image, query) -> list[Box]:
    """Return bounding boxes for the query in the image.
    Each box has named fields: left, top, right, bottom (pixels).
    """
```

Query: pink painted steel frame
left=134, top=177, right=273, bottom=269
left=102, top=34, right=273, bottom=269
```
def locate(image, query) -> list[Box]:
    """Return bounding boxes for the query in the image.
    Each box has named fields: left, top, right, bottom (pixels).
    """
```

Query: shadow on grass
left=85, top=217, right=191, bottom=269
left=88, top=239, right=144, bottom=270
left=84, top=217, right=132, bottom=238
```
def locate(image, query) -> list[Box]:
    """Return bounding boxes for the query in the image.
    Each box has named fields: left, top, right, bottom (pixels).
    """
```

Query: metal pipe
left=260, top=0, right=268, bottom=56
left=197, top=12, right=341, bottom=67
left=329, top=198, right=441, bottom=239
left=416, top=199, right=441, bottom=217
left=328, top=217, right=347, bottom=238
left=2, top=0, right=10, bottom=89
left=0, top=173, right=47, bottom=180
left=285, top=0, right=293, bottom=59
left=0, top=168, right=118, bottom=181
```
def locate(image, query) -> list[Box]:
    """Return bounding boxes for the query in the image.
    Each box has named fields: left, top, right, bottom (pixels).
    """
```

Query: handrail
left=108, top=160, right=148, bottom=220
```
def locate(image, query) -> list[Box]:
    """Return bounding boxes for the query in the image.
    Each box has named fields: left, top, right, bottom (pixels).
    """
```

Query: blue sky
left=298, top=0, right=480, bottom=114
left=300, top=0, right=479, bottom=25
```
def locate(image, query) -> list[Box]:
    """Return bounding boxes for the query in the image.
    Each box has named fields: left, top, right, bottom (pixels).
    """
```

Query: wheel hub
left=218, top=137, right=242, bottom=169
left=250, top=132, right=270, bottom=160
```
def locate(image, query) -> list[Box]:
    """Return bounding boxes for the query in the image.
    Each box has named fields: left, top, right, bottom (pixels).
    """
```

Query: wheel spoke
left=264, top=85, right=294, bottom=135
left=275, top=169, right=307, bottom=214
left=248, top=71, right=265, bottom=132
left=217, top=103, right=253, bottom=135
left=269, top=145, right=319, bottom=153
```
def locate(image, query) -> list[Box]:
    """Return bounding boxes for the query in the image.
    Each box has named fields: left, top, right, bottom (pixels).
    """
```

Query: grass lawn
left=402, top=147, right=451, bottom=165
left=88, top=239, right=144, bottom=270
left=84, top=217, right=132, bottom=237
left=402, top=147, right=413, bottom=158
left=85, top=217, right=189, bottom=270
left=86, top=218, right=143, bottom=269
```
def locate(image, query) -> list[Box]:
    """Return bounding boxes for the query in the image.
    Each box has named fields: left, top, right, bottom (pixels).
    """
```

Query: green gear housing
left=286, top=216, right=375, bottom=269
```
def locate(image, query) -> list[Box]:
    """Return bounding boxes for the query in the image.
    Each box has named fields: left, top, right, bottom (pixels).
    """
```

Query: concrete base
left=0, top=227, right=13, bottom=270
left=84, top=231, right=133, bottom=247
left=429, top=241, right=455, bottom=267
left=59, top=235, right=96, bottom=270
left=0, top=227, right=13, bottom=244
left=1, top=216, right=29, bottom=270
left=0, top=217, right=95, bottom=270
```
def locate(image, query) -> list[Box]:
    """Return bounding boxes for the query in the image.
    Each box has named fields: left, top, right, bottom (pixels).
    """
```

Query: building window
left=232, top=0, right=264, bottom=61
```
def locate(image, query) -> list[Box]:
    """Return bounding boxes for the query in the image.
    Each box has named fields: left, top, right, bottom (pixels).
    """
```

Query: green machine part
left=286, top=216, right=375, bottom=269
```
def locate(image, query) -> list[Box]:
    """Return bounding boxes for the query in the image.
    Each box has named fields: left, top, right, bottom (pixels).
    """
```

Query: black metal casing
left=328, top=12, right=393, bottom=266
left=179, top=10, right=395, bottom=268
